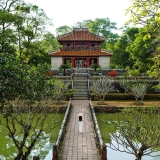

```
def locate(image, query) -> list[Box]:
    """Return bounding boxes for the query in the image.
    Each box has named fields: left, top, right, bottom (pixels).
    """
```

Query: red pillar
left=87, top=58, right=90, bottom=68
left=72, top=58, right=75, bottom=68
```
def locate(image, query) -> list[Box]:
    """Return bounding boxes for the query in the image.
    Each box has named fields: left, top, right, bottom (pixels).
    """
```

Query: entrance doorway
left=75, top=58, right=87, bottom=68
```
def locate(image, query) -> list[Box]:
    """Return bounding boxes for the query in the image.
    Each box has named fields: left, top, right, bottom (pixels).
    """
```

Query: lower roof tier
left=49, top=50, right=112, bottom=57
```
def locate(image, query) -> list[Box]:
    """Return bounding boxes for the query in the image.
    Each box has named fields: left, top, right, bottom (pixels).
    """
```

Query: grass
left=96, top=113, right=119, bottom=142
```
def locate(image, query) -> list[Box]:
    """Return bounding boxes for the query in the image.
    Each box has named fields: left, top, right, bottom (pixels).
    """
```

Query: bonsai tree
left=119, top=77, right=130, bottom=94
left=129, top=82, right=148, bottom=105
left=109, top=107, right=160, bottom=160
left=52, top=79, right=77, bottom=103
left=59, top=63, right=71, bottom=76
left=90, top=77, right=115, bottom=104
left=90, top=64, right=100, bottom=72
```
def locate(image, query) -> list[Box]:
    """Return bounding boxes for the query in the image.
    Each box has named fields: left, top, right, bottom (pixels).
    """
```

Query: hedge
left=90, top=93, right=160, bottom=100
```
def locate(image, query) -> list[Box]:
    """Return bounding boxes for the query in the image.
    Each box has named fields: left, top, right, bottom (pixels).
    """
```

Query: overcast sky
left=25, top=0, right=132, bottom=34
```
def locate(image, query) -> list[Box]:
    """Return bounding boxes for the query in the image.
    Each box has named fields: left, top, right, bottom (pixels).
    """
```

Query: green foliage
left=0, top=53, right=55, bottom=106
left=59, top=63, right=71, bottom=76
left=74, top=18, right=119, bottom=49
left=56, top=25, right=72, bottom=36
left=90, top=93, right=160, bottom=100
left=128, top=69, right=140, bottom=76
left=109, top=107, right=160, bottom=160
left=111, top=27, right=139, bottom=68
left=0, top=0, right=54, bottom=65
left=90, top=77, right=115, bottom=101
left=90, top=64, right=100, bottom=72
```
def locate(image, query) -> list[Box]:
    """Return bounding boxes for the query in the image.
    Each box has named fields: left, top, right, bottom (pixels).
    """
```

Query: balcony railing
left=62, top=46, right=100, bottom=51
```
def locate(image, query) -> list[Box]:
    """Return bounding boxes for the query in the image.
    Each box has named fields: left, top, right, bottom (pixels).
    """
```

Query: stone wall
left=51, top=57, right=62, bottom=69
left=99, top=56, right=110, bottom=68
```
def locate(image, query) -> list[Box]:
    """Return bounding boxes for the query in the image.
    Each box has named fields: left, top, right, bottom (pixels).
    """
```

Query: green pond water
left=0, top=113, right=64, bottom=160
left=96, top=113, right=160, bottom=160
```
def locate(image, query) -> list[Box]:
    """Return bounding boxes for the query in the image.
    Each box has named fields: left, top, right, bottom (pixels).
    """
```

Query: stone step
left=73, top=92, right=88, bottom=96
left=74, top=88, right=88, bottom=92
left=72, top=96, right=89, bottom=100
left=73, top=73, right=88, bottom=76
left=73, top=77, right=88, bottom=80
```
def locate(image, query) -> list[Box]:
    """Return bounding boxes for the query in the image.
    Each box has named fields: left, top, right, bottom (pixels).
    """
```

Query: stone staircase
left=72, top=69, right=89, bottom=100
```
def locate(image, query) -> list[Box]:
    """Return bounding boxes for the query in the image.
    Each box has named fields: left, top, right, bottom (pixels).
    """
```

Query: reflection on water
left=106, top=140, right=160, bottom=160
left=0, top=132, right=53, bottom=160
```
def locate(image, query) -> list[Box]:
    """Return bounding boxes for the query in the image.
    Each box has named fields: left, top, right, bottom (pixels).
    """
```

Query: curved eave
left=49, top=50, right=112, bottom=57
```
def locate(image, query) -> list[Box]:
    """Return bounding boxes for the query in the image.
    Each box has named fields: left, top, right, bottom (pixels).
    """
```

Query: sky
left=25, top=0, right=132, bottom=35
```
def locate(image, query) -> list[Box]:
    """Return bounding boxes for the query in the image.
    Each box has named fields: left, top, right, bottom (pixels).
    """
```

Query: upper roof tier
left=58, top=28, right=105, bottom=43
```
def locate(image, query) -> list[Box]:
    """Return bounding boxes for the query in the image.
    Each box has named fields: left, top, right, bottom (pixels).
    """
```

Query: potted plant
left=108, top=70, right=118, bottom=76
left=90, top=64, right=100, bottom=72
left=98, top=68, right=103, bottom=76
left=58, top=68, right=63, bottom=76
left=59, top=63, right=71, bottom=76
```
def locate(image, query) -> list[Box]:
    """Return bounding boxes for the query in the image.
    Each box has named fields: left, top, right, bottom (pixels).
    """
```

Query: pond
left=97, top=113, right=160, bottom=160
left=0, top=113, right=64, bottom=160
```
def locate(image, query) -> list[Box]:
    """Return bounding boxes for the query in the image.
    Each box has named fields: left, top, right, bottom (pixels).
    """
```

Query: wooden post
left=102, top=144, right=107, bottom=160
left=52, top=145, right=58, bottom=160
left=87, top=58, right=90, bottom=68
left=33, top=156, right=40, bottom=160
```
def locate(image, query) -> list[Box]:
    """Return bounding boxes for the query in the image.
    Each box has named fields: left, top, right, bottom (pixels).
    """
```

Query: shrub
left=128, top=70, right=140, bottom=76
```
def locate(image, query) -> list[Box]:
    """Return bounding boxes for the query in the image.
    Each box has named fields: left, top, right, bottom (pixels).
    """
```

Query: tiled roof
left=49, top=50, right=112, bottom=57
left=58, top=28, right=104, bottom=42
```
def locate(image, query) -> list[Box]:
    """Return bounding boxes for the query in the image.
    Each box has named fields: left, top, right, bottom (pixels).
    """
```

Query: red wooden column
left=72, top=58, right=75, bottom=68
left=87, top=58, right=90, bottom=68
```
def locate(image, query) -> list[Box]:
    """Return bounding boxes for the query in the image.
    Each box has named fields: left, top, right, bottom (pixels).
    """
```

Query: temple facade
left=49, top=28, right=112, bottom=69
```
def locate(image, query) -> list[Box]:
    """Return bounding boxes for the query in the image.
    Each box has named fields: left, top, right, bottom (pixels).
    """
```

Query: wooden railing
left=52, top=99, right=72, bottom=160
left=89, top=99, right=107, bottom=160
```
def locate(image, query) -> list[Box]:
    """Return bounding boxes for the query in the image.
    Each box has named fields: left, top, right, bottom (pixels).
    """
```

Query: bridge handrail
left=52, top=99, right=72, bottom=160
left=89, top=99, right=107, bottom=160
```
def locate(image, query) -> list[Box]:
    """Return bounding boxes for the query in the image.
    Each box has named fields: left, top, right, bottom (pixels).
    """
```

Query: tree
left=0, top=0, right=53, bottom=65
left=75, top=18, right=119, bottom=49
left=59, top=63, right=71, bottom=76
left=119, top=77, right=130, bottom=94
left=0, top=0, right=23, bottom=53
left=109, top=107, right=160, bottom=160
left=28, top=32, right=60, bottom=65
left=15, top=3, right=52, bottom=60
left=126, top=0, right=160, bottom=57
left=147, top=54, right=160, bottom=92
left=126, top=0, right=160, bottom=27
left=129, top=82, right=148, bottom=104
left=1, top=103, right=59, bottom=160
left=56, top=25, right=72, bottom=36
left=90, top=64, right=100, bottom=72
left=90, top=77, right=115, bottom=103
left=126, top=27, right=155, bottom=70
left=52, top=79, right=76, bottom=103
left=111, top=27, right=138, bottom=69
left=0, top=53, right=70, bottom=159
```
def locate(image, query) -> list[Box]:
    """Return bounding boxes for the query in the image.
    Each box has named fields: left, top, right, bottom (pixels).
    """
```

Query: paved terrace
left=61, top=100, right=100, bottom=160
